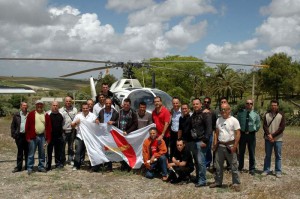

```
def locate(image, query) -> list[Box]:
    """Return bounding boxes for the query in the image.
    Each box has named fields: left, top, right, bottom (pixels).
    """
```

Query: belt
left=218, top=140, right=235, bottom=146
left=241, top=131, right=256, bottom=135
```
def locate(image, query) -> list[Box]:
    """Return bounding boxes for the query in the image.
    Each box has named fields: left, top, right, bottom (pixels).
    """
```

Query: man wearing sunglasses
left=237, top=99, right=260, bottom=175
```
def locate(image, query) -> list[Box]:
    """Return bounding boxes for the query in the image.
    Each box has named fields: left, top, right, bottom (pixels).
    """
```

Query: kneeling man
left=168, top=139, right=194, bottom=183
left=143, top=127, right=168, bottom=181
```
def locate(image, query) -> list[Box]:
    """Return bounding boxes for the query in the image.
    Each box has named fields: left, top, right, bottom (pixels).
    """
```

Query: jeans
left=195, top=141, right=207, bottom=185
left=62, top=130, right=76, bottom=163
left=205, top=134, right=213, bottom=167
left=27, top=134, right=46, bottom=171
left=145, top=155, right=168, bottom=179
left=263, top=140, right=282, bottom=174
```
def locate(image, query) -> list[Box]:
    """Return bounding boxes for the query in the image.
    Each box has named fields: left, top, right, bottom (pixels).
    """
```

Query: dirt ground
left=0, top=118, right=300, bottom=199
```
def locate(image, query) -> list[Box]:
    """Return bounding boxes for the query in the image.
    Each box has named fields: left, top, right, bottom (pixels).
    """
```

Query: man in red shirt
left=152, top=96, right=171, bottom=158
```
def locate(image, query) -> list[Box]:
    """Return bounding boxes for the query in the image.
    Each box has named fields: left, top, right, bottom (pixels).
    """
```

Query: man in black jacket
left=101, top=82, right=122, bottom=109
left=11, top=102, right=29, bottom=172
left=190, top=98, right=212, bottom=187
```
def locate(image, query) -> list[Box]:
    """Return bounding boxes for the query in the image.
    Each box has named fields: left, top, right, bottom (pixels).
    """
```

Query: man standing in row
left=262, top=100, right=285, bottom=178
left=71, top=103, right=97, bottom=170
left=26, top=100, right=52, bottom=175
left=237, top=99, right=260, bottom=175
left=47, top=101, right=64, bottom=170
left=191, top=98, right=212, bottom=187
left=60, top=96, right=77, bottom=165
left=11, top=102, right=29, bottom=173
left=93, top=93, right=105, bottom=116
left=210, top=103, right=241, bottom=192
left=137, top=101, right=152, bottom=129
left=152, top=96, right=171, bottom=157
left=170, top=97, right=181, bottom=160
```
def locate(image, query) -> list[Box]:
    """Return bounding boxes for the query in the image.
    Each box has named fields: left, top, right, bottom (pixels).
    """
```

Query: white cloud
left=128, top=0, right=216, bottom=26
left=49, top=5, right=80, bottom=16
left=165, top=17, right=207, bottom=49
left=260, top=0, right=300, bottom=17
left=105, top=0, right=155, bottom=12
left=256, top=0, right=300, bottom=48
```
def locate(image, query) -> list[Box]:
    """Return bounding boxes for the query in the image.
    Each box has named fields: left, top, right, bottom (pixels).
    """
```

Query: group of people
left=10, top=82, right=285, bottom=192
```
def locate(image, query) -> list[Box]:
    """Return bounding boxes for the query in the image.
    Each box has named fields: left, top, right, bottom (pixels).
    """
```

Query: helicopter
left=0, top=57, right=267, bottom=110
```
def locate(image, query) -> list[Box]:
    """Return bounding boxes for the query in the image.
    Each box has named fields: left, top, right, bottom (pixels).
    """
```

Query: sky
left=0, top=0, right=299, bottom=79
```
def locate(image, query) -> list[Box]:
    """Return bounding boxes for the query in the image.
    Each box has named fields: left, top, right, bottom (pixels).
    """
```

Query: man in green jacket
left=237, top=99, right=260, bottom=175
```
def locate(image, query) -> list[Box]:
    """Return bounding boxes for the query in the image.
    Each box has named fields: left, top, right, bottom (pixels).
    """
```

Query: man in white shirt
left=71, top=103, right=97, bottom=170
left=210, top=103, right=241, bottom=192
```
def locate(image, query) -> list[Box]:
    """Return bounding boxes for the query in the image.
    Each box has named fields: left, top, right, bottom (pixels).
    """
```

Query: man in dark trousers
left=168, top=139, right=194, bottom=184
left=237, top=99, right=260, bottom=175
left=47, top=101, right=64, bottom=170
left=11, top=102, right=29, bottom=173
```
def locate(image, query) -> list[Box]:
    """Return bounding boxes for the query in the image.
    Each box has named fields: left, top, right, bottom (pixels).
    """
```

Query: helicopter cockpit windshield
left=127, top=89, right=172, bottom=112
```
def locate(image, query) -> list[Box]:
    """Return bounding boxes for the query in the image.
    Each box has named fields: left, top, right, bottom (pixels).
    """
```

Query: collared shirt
left=73, top=112, right=97, bottom=140
left=93, top=103, right=105, bottom=116
left=59, top=106, right=78, bottom=133
left=104, top=109, right=113, bottom=123
left=35, top=111, right=45, bottom=134
left=237, top=109, right=260, bottom=132
left=171, top=108, right=181, bottom=132
left=216, top=116, right=240, bottom=142
left=137, top=112, right=153, bottom=129
left=152, top=106, right=171, bottom=137
left=20, top=111, right=27, bottom=133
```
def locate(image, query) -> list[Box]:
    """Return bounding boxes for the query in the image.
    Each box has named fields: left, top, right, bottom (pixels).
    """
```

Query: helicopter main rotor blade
left=60, top=65, right=116, bottom=77
left=144, top=60, right=263, bottom=67
left=0, top=57, right=112, bottom=64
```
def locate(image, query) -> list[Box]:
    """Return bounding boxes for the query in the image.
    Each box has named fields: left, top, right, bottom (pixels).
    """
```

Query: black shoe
left=12, top=168, right=21, bottom=173
left=38, top=168, right=47, bottom=173
left=249, top=170, right=255, bottom=176
left=28, top=170, right=33, bottom=175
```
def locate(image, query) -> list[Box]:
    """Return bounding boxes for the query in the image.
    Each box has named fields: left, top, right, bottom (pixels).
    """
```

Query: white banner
left=79, top=120, right=155, bottom=169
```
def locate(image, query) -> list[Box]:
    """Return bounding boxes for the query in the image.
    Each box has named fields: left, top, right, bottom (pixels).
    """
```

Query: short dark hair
left=102, top=82, right=109, bottom=86
left=176, top=138, right=185, bottom=145
left=154, top=96, right=162, bottom=102
left=181, top=103, right=189, bottom=107
left=81, top=102, right=88, bottom=107
left=149, top=127, right=158, bottom=133
left=192, top=98, right=201, bottom=103
left=139, top=101, right=146, bottom=106
left=271, top=99, right=279, bottom=105
left=124, top=98, right=131, bottom=104
left=220, top=97, right=227, bottom=102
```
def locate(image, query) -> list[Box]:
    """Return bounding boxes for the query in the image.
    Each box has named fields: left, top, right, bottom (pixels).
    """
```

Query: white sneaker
left=71, top=161, right=74, bottom=166
left=276, top=173, right=282, bottom=178
left=261, top=171, right=269, bottom=176
left=72, top=167, right=78, bottom=171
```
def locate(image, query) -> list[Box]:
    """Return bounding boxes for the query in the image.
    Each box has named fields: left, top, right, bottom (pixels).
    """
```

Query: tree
left=8, top=94, right=27, bottom=109
left=259, top=53, right=299, bottom=100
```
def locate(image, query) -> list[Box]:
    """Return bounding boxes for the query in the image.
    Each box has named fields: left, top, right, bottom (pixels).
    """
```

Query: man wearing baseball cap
left=25, top=100, right=52, bottom=175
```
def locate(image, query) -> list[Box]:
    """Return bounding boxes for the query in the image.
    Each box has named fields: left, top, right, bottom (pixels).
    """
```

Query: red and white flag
left=79, top=120, right=155, bottom=168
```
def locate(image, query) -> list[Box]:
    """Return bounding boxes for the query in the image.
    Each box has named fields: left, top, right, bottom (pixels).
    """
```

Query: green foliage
left=259, top=53, right=300, bottom=99
left=286, top=111, right=300, bottom=126
left=8, top=95, right=27, bottom=109
left=133, top=55, right=213, bottom=102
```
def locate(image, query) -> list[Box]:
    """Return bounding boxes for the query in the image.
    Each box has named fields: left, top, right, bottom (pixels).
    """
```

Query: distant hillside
left=0, top=76, right=89, bottom=91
